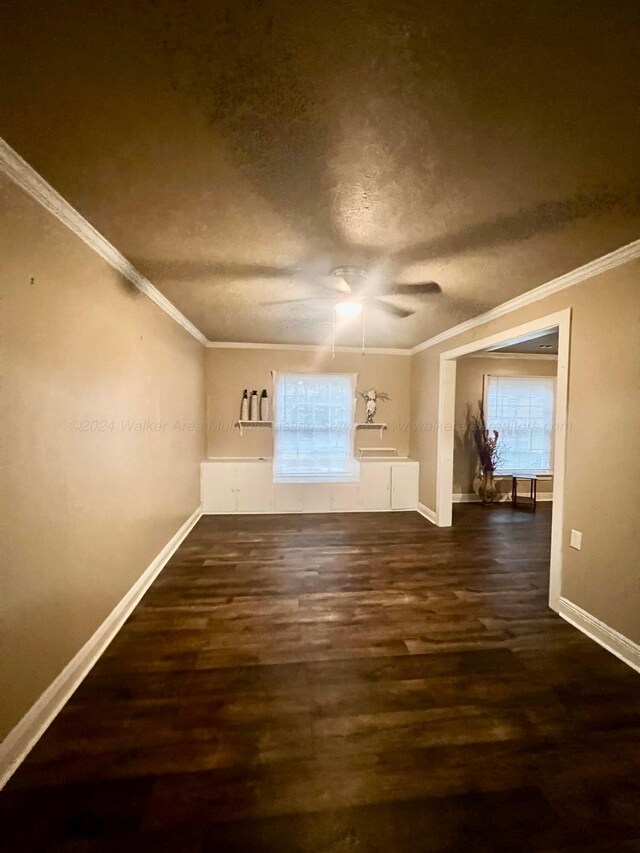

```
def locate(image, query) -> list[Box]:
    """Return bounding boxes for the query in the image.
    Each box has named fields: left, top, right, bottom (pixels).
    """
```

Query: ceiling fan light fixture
left=335, top=300, right=363, bottom=318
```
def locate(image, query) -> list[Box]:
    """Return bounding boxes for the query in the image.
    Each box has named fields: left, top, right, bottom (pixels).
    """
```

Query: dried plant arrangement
left=468, top=401, right=503, bottom=503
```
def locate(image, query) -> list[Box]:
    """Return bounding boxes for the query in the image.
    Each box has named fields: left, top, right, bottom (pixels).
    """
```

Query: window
left=484, top=375, right=555, bottom=473
left=273, top=372, right=358, bottom=482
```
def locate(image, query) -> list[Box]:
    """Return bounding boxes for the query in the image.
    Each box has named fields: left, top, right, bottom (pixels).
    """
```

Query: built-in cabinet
left=201, top=459, right=419, bottom=514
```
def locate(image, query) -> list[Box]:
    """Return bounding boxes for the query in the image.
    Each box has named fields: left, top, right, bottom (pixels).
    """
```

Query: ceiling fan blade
left=388, top=281, right=441, bottom=295
left=373, top=298, right=415, bottom=319
left=390, top=185, right=640, bottom=267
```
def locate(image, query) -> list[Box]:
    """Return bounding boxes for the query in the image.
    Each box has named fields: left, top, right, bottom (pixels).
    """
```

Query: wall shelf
left=354, top=422, right=388, bottom=438
left=235, top=421, right=387, bottom=438
left=235, top=420, right=272, bottom=437
left=358, top=447, right=397, bottom=458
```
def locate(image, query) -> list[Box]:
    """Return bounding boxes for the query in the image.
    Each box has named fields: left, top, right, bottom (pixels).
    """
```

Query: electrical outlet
left=570, top=529, right=583, bottom=550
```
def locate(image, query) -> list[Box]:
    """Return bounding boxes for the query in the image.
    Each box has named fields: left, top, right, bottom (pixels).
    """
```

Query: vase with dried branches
left=468, top=401, right=503, bottom=504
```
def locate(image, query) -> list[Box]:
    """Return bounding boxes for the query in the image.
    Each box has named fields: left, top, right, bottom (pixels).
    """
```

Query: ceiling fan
left=135, top=182, right=640, bottom=326
left=261, top=265, right=442, bottom=319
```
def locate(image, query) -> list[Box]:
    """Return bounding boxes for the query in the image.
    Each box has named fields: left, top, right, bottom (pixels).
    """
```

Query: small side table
left=512, top=475, right=538, bottom=511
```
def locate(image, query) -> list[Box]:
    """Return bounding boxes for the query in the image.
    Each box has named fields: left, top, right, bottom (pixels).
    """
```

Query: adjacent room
left=1, top=1, right=639, bottom=849
left=453, top=332, right=558, bottom=508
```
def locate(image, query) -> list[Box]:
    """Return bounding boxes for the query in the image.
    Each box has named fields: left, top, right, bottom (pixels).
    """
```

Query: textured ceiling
left=2, top=0, right=640, bottom=347
left=494, top=330, right=559, bottom=355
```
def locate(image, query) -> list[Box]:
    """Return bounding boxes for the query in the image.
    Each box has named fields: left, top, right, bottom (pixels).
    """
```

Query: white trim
left=0, top=506, right=202, bottom=790
left=453, top=493, right=486, bottom=503
left=203, top=456, right=416, bottom=463
left=202, top=508, right=416, bottom=515
left=5, top=132, right=636, bottom=356
left=206, top=341, right=410, bottom=356
left=4, top=132, right=636, bottom=356
left=0, top=138, right=208, bottom=346
left=410, top=238, right=640, bottom=355
left=483, top=373, right=557, bottom=476
left=435, top=308, right=571, bottom=611
left=469, top=352, right=558, bottom=361
left=435, top=309, right=569, bottom=363
left=559, top=598, right=640, bottom=674
left=417, top=501, right=438, bottom=525
left=435, top=358, right=457, bottom=528
left=452, top=493, right=553, bottom=503
left=206, top=456, right=274, bottom=461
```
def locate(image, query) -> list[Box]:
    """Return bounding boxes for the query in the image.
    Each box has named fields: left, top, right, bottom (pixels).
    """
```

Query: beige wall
left=410, top=259, right=640, bottom=643
left=0, top=175, right=206, bottom=739
left=205, top=347, right=412, bottom=458
left=453, top=356, right=557, bottom=496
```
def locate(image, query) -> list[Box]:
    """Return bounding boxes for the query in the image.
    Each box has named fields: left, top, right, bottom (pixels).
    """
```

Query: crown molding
left=5, top=134, right=637, bottom=356
left=0, top=137, right=208, bottom=346
left=410, top=237, right=640, bottom=355
left=206, top=341, right=411, bottom=356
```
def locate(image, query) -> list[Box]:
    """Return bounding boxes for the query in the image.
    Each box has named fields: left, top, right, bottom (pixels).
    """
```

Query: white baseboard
left=453, top=493, right=488, bottom=503
left=559, top=597, right=640, bottom=674
left=452, top=492, right=553, bottom=503
left=202, top=507, right=416, bottom=515
left=0, top=505, right=202, bottom=790
left=417, top=501, right=438, bottom=525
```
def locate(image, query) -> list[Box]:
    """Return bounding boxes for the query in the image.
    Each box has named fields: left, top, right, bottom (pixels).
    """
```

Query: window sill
left=495, top=470, right=554, bottom=477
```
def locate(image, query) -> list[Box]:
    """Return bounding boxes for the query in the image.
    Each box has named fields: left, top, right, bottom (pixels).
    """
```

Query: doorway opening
left=435, top=309, right=571, bottom=610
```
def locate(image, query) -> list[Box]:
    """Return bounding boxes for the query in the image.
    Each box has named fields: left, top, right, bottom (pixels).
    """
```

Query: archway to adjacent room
left=435, top=308, right=571, bottom=611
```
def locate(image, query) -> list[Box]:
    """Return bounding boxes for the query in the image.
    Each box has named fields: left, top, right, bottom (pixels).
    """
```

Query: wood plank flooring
left=2, top=505, right=640, bottom=851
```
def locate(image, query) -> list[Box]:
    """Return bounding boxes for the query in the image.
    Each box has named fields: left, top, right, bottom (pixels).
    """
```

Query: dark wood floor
left=3, top=505, right=640, bottom=851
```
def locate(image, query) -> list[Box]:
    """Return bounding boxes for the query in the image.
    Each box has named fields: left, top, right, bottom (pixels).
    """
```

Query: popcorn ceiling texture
left=1, top=0, right=639, bottom=346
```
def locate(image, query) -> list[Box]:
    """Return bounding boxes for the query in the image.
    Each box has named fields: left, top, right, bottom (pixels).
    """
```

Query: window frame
left=482, top=373, right=556, bottom=475
left=272, top=371, right=359, bottom=484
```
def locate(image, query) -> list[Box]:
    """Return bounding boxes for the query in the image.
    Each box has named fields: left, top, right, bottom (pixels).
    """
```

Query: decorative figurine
left=360, top=389, right=390, bottom=423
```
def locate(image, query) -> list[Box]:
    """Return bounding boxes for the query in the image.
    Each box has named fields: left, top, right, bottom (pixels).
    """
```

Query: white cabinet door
left=236, top=463, right=274, bottom=513
left=391, top=464, right=419, bottom=510
left=201, top=460, right=417, bottom=514
left=201, top=464, right=237, bottom=513
left=273, top=483, right=304, bottom=512
left=331, top=483, right=360, bottom=511
left=359, top=464, right=391, bottom=510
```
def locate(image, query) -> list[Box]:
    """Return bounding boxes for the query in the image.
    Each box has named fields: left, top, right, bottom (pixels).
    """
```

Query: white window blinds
left=273, top=373, right=357, bottom=481
left=485, top=375, right=555, bottom=473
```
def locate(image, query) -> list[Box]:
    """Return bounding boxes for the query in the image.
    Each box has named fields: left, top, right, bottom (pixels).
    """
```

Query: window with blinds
left=273, top=372, right=358, bottom=482
left=484, top=375, right=555, bottom=473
